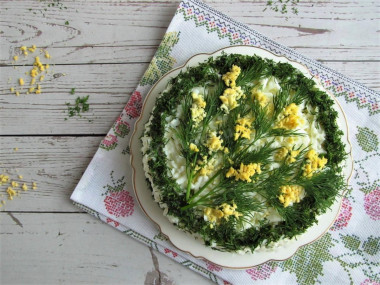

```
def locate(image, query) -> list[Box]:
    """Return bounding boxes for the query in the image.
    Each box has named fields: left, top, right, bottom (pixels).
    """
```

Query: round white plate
left=130, top=46, right=353, bottom=269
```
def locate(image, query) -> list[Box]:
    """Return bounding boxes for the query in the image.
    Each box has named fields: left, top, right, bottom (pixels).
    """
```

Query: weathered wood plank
left=0, top=63, right=146, bottom=135
left=0, top=136, right=100, bottom=212
left=2, top=45, right=379, bottom=67
left=0, top=0, right=379, bottom=64
left=0, top=212, right=213, bottom=284
left=0, top=61, right=379, bottom=135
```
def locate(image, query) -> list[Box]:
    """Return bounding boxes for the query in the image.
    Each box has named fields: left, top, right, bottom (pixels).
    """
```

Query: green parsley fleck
left=65, top=95, right=90, bottom=119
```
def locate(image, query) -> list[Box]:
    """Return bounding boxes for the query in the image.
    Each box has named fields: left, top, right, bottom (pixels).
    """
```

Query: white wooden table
left=1, top=1, right=379, bottom=284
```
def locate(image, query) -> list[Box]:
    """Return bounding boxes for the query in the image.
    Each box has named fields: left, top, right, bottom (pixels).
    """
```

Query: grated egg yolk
left=19, top=78, right=25, bottom=86
left=190, top=92, right=206, bottom=126
left=0, top=174, right=10, bottom=185
left=303, top=149, right=328, bottom=177
left=226, top=162, right=261, bottom=182
left=6, top=187, right=16, bottom=200
left=220, top=86, right=244, bottom=113
left=206, top=131, right=224, bottom=152
left=252, top=89, right=268, bottom=106
left=194, top=156, right=216, bottom=177
left=234, top=116, right=253, bottom=141
left=204, top=202, right=242, bottom=226
left=278, top=185, right=304, bottom=207
left=276, top=103, right=304, bottom=130
left=189, top=143, right=199, bottom=152
left=222, top=65, right=241, bottom=88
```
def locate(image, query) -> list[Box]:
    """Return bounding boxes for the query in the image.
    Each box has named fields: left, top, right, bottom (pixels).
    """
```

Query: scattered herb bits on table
left=141, top=53, right=347, bottom=253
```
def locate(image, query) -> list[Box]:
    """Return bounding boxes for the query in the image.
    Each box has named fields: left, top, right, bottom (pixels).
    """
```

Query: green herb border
left=143, top=53, right=346, bottom=252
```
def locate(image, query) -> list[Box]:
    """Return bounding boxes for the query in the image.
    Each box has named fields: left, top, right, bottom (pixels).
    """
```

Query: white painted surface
left=0, top=0, right=378, bottom=284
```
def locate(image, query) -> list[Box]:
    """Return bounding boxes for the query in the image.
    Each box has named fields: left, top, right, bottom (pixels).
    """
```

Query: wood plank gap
left=0, top=61, right=150, bottom=67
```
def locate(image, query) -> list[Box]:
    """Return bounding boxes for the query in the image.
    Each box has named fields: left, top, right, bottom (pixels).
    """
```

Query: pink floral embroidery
left=361, top=279, right=380, bottom=285
left=246, top=263, right=277, bottom=281
left=100, top=134, right=118, bottom=151
left=113, top=116, right=130, bottom=138
left=124, top=91, right=142, bottom=119
left=106, top=217, right=120, bottom=227
left=364, top=188, right=380, bottom=220
left=205, top=261, right=222, bottom=272
left=223, top=281, right=232, bottom=285
left=330, top=197, right=353, bottom=231
left=164, top=248, right=178, bottom=258
left=104, top=190, right=134, bottom=218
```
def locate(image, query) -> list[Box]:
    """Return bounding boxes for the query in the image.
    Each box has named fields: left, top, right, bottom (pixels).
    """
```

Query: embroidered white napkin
left=71, top=1, right=380, bottom=284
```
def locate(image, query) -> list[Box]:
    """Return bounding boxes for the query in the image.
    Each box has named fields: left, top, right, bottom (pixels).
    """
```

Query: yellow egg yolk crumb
left=190, top=92, right=206, bottom=126
left=6, top=187, right=16, bottom=200
left=206, top=132, right=224, bottom=152
left=276, top=103, right=305, bottom=130
left=222, top=65, right=241, bottom=88
left=0, top=174, right=10, bottom=185
left=13, top=56, right=18, bottom=61
left=234, top=116, right=253, bottom=140
left=303, top=149, right=328, bottom=177
left=32, top=182, right=38, bottom=190
left=278, top=185, right=304, bottom=207
left=204, top=202, right=242, bottom=226
left=19, top=78, right=25, bottom=86
left=275, top=147, right=300, bottom=164
left=199, top=158, right=216, bottom=176
left=189, top=143, right=199, bottom=152
left=20, top=46, right=28, bottom=56
left=35, top=85, right=41, bottom=94
left=22, top=183, right=28, bottom=191
left=252, top=89, right=268, bottom=106
left=219, top=86, right=244, bottom=113
left=226, top=162, right=261, bottom=182
left=28, top=45, right=37, bottom=53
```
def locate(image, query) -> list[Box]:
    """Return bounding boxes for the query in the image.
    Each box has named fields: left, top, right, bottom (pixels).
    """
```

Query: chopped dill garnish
left=142, top=53, right=347, bottom=252
left=65, top=95, right=90, bottom=119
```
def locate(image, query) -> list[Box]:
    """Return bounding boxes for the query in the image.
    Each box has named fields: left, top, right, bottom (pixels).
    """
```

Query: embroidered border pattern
left=177, top=0, right=379, bottom=115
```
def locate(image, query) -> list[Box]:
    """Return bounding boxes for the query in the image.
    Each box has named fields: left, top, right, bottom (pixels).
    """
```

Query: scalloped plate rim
left=130, top=45, right=353, bottom=269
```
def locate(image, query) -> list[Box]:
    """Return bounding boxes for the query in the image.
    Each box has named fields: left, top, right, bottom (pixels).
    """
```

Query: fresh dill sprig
left=143, top=53, right=347, bottom=251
